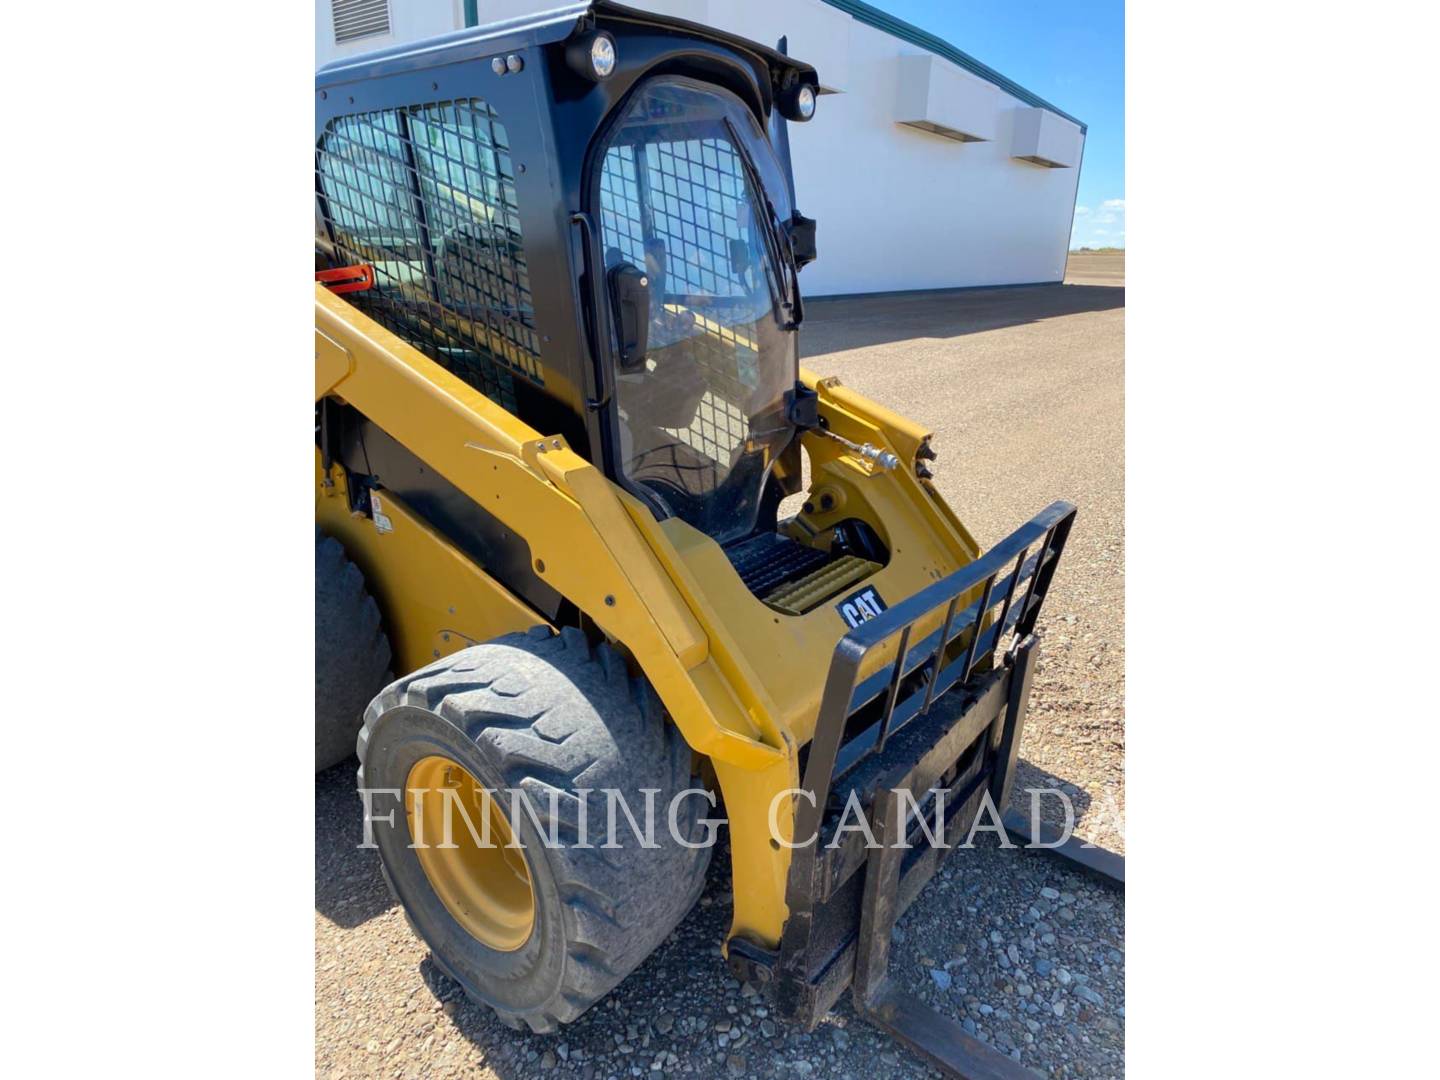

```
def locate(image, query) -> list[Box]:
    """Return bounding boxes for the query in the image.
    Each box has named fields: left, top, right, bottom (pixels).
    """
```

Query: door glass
left=595, top=80, right=797, bottom=545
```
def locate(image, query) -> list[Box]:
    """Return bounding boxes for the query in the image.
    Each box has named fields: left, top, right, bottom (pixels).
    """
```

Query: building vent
left=1010, top=107, right=1082, bottom=169
left=332, top=0, right=390, bottom=45
left=893, top=55, right=995, bottom=145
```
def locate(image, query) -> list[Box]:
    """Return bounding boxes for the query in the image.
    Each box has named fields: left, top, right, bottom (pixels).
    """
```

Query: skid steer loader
left=316, top=4, right=1086, bottom=1073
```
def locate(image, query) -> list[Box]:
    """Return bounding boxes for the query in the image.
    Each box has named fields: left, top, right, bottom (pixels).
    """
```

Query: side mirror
left=607, top=262, right=650, bottom=371
left=786, top=213, right=817, bottom=269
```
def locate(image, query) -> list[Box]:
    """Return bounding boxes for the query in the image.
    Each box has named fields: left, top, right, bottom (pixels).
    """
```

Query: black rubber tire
left=316, top=529, right=392, bottom=772
left=357, top=627, right=712, bottom=1032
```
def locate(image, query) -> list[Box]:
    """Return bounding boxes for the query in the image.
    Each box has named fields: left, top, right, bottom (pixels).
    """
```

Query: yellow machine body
left=316, top=285, right=984, bottom=951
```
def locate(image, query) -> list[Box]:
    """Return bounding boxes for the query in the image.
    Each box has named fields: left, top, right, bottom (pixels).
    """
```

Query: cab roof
left=316, top=1, right=817, bottom=94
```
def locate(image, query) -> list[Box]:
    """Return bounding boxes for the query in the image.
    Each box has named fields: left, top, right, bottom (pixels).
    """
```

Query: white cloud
left=1070, top=196, right=1126, bottom=248
left=1093, top=200, right=1124, bottom=225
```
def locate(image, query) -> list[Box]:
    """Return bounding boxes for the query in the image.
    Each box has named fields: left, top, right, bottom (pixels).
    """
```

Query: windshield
left=595, top=79, right=798, bottom=546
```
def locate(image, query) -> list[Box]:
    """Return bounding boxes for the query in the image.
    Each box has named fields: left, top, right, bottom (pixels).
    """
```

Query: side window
left=316, top=98, right=541, bottom=413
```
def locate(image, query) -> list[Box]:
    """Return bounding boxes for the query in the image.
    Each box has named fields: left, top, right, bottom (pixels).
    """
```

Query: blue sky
left=878, top=0, right=1125, bottom=249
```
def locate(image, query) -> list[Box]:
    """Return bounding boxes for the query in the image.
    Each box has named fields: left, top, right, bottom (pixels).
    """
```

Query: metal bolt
left=491, top=57, right=506, bottom=75
left=506, top=54, right=524, bottom=73
left=552, top=439, right=562, bottom=449
left=604, top=595, right=616, bottom=607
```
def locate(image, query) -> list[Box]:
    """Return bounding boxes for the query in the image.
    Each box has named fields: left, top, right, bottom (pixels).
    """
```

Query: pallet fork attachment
left=727, top=502, right=1123, bottom=1077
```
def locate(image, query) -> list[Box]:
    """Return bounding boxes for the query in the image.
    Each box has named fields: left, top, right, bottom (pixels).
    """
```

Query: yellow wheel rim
left=405, top=755, right=535, bottom=951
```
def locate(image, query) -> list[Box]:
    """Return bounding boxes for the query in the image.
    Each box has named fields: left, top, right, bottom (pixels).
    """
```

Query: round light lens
left=590, top=35, right=616, bottom=79
left=797, top=85, right=816, bottom=119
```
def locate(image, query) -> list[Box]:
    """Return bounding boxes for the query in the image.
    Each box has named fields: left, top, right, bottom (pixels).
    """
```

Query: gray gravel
left=889, top=835, right=1124, bottom=1077
left=318, top=774, right=1123, bottom=1079
left=316, top=264, right=1125, bottom=1078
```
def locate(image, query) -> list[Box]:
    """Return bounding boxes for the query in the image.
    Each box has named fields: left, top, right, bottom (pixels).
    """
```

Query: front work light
left=778, top=81, right=817, bottom=122
left=796, top=84, right=816, bottom=119
left=566, top=30, right=617, bottom=82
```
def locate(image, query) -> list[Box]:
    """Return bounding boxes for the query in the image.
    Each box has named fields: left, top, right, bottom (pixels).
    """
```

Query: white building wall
left=316, top=0, right=464, bottom=68
left=639, top=0, right=1082, bottom=294
left=316, top=0, right=1083, bottom=294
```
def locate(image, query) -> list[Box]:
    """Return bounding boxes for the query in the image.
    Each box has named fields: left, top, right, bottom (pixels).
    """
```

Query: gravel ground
left=1061, top=253, right=1124, bottom=287
left=316, top=265, right=1125, bottom=1078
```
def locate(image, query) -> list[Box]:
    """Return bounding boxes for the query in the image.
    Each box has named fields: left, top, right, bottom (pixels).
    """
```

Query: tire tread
left=358, top=628, right=711, bottom=1030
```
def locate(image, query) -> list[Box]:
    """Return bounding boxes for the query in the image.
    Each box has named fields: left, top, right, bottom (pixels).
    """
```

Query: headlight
left=778, top=80, right=818, bottom=122
left=566, top=30, right=618, bottom=82
left=589, top=34, right=616, bottom=79
left=796, top=84, right=816, bottom=120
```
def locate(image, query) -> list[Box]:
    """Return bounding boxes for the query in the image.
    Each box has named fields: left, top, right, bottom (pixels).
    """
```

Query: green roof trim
left=819, top=0, right=1086, bottom=133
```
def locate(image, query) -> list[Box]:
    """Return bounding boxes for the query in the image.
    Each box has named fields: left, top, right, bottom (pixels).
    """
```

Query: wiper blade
left=756, top=183, right=804, bottom=330
left=763, top=193, right=804, bottom=330
left=725, top=119, right=799, bottom=328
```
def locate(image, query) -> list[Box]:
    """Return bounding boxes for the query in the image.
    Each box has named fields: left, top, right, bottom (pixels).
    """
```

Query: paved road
left=317, top=273, right=1126, bottom=1079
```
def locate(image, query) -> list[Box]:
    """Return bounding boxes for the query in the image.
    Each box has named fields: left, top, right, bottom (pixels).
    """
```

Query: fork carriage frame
left=727, top=501, right=1095, bottom=1077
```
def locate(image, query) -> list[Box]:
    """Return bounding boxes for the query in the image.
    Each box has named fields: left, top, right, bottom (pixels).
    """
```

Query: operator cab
left=315, top=2, right=873, bottom=610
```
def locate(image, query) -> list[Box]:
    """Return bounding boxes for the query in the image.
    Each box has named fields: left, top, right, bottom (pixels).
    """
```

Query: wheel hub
left=405, top=755, right=535, bottom=951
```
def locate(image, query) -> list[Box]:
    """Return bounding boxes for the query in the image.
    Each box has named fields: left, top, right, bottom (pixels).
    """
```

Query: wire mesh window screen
left=599, top=138, right=760, bottom=465
left=679, top=388, right=748, bottom=466
left=600, top=137, right=753, bottom=300
left=317, top=98, right=541, bottom=413
left=599, top=149, right=645, bottom=268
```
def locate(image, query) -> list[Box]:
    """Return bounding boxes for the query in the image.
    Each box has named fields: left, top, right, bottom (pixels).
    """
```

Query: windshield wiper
left=761, top=190, right=804, bottom=331
left=773, top=205, right=804, bottom=330
left=726, top=119, right=801, bottom=330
